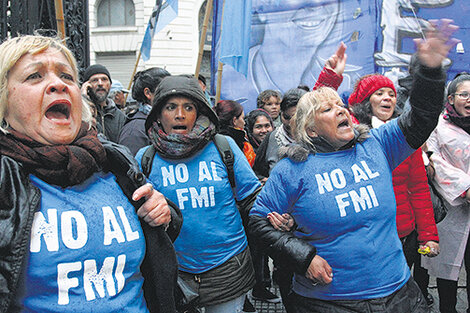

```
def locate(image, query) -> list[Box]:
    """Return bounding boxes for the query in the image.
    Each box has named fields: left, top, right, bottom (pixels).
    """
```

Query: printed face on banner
left=214, top=0, right=468, bottom=113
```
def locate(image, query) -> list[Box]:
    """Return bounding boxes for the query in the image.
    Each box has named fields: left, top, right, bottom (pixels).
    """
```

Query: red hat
left=348, top=74, right=396, bottom=107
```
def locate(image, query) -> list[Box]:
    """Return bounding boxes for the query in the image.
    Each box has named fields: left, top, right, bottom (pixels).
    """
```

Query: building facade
left=88, top=0, right=211, bottom=88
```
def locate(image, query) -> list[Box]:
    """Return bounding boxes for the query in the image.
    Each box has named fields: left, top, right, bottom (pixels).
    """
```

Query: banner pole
left=215, top=0, right=225, bottom=104
left=195, top=0, right=213, bottom=78
left=125, top=50, right=142, bottom=102
left=54, top=0, right=66, bottom=39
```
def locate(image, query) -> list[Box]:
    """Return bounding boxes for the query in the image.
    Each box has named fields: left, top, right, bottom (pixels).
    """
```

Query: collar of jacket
left=279, top=124, right=370, bottom=162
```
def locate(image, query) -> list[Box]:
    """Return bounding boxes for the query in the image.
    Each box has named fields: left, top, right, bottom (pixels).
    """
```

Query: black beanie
left=83, top=64, right=112, bottom=83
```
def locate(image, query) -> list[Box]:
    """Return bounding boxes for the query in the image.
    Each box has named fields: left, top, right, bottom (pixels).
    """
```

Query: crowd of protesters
left=1, top=16, right=469, bottom=313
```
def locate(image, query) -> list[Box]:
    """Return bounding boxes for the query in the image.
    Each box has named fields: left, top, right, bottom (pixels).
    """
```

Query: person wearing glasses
left=422, top=73, right=470, bottom=313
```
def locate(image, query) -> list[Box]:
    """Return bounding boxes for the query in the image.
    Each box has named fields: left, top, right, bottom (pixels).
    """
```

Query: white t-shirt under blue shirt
left=23, top=172, right=148, bottom=312
left=136, top=136, right=261, bottom=274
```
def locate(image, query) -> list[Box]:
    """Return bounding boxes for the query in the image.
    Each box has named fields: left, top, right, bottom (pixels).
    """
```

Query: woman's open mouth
left=338, top=119, right=350, bottom=129
left=45, top=101, right=71, bottom=121
left=171, top=125, right=189, bottom=134
left=381, top=105, right=392, bottom=110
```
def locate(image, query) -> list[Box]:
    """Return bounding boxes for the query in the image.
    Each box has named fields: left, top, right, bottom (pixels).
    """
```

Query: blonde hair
left=292, top=87, right=343, bottom=150
left=0, top=35, right=92, bottom=133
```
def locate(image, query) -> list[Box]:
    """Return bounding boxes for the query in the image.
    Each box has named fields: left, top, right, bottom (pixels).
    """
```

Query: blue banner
left=211, top=0, right=470, bottom=113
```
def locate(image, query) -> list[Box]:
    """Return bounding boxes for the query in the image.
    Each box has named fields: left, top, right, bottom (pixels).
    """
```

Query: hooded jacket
left=145, top=75, right=218, bottom=132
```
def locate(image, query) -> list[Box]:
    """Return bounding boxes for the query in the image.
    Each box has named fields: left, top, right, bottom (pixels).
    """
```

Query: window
left=97, top=0, right=135, bottom=27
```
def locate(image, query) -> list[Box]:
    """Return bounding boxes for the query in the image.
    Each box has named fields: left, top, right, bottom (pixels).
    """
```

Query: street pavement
left=252, top=270, right=468, bottom=313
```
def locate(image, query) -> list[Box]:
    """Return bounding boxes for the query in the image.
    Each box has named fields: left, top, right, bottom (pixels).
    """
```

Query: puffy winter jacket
left=392, top=148, right=439, bottom=243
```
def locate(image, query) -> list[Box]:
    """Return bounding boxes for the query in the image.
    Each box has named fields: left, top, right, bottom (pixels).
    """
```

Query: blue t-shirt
left=251, top=120, right=414, bottom=300
left=23, top=172, right=148, bottom=312
left=136, top=136, right=260, bottom=273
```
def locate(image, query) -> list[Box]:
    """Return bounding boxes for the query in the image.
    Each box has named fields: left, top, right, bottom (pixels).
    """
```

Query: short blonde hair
left=292, top=87, right=343, bottom=150
left=0, top=35, right=92, bottom=133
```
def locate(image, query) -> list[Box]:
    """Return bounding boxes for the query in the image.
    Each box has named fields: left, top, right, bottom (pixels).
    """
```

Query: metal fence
left=0, top=0, right=89, bottom=76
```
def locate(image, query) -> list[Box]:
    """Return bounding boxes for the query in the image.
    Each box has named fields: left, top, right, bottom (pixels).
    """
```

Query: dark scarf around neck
left=0, top=122, right=107, bottom=187
left=444, top=101, right=470, bottom=135
left=148, top=115, right=218, bottom=159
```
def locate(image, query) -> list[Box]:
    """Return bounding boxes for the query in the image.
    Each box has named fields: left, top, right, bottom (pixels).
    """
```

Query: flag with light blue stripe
left=140, top=0, right=178, bottom=62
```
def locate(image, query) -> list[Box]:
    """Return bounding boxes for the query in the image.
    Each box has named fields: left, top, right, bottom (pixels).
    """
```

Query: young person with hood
left=136, top=75, right=261, bottom=312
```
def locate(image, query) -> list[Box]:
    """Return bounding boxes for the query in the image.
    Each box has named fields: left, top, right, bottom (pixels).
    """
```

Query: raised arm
left=313, top=42, right=346, bottom=91
left=398, top=19, right=459, bottom=149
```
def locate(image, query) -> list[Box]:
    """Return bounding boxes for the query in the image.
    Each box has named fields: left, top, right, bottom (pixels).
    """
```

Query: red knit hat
left=348, top=74, right=396, bottom=107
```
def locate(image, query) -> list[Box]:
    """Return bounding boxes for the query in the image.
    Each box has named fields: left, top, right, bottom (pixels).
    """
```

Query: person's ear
left=232, top=116, right=237, bottom=126
left=307, top=128, right=317, bottom=138
left=448, top=94, right=454, bottom=105
left=144, top=87, right=153, bottom=101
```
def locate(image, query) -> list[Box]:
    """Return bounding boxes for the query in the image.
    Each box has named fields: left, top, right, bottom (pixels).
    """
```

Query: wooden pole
left=125, top=50, right=142, bottom=102
left=195, top=0, right=213, bottom=78
left=215, top=0, right=225, bottom=104
left=54, top=0, right=66, bottom=39
left=215, top=61, right=223, bottom=103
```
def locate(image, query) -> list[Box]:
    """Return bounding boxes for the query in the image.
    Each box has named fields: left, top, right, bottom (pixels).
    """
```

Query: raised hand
left=325, top=42, right=347, bottom=76
left=414, top=19, right=459, bottom=68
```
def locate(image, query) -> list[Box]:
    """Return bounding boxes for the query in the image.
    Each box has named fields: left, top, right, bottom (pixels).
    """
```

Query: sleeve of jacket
left=313, top=67, right=343, bottom=91
left=248, top=215, right=316, bottom=275
left=398, top=62, right=446, bottom=149
left=407, top=149, right=439, bottom=243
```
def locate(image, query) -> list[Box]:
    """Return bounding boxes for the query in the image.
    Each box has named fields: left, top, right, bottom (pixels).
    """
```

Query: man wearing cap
left=82, top=64, right=126, bottom=143
left=109, top=80, right=130, bottom=110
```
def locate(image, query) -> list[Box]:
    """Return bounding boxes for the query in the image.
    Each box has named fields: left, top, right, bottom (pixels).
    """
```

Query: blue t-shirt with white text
left=251, top=120, right=414, bottom=300
left=23, top=172, right=148, bottom=312
left=136, top=136, right=260, bottom=273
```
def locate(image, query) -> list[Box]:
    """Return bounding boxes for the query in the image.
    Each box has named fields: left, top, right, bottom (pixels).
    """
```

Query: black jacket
left=119, top=109, right=150, bottom=156
left=0, top=140, right=182, bottom=313
left=96, top=98, right=127, bottom=143
left=219, top=126, right=246, bottom=151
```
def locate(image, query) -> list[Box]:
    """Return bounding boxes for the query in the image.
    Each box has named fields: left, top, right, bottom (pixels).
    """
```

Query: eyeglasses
left=455, top=92, right=470, bottom=100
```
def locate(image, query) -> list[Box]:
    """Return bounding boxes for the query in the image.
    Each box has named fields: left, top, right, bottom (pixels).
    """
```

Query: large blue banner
left=211, top=0, right=470, bottom=113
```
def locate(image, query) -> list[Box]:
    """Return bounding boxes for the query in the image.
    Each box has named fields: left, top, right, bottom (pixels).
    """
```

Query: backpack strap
left=213, top=134, right=236, bottom=189
left=141, top=136, right=236, bottom=189
left=141, top=145, right=157, bottom=177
